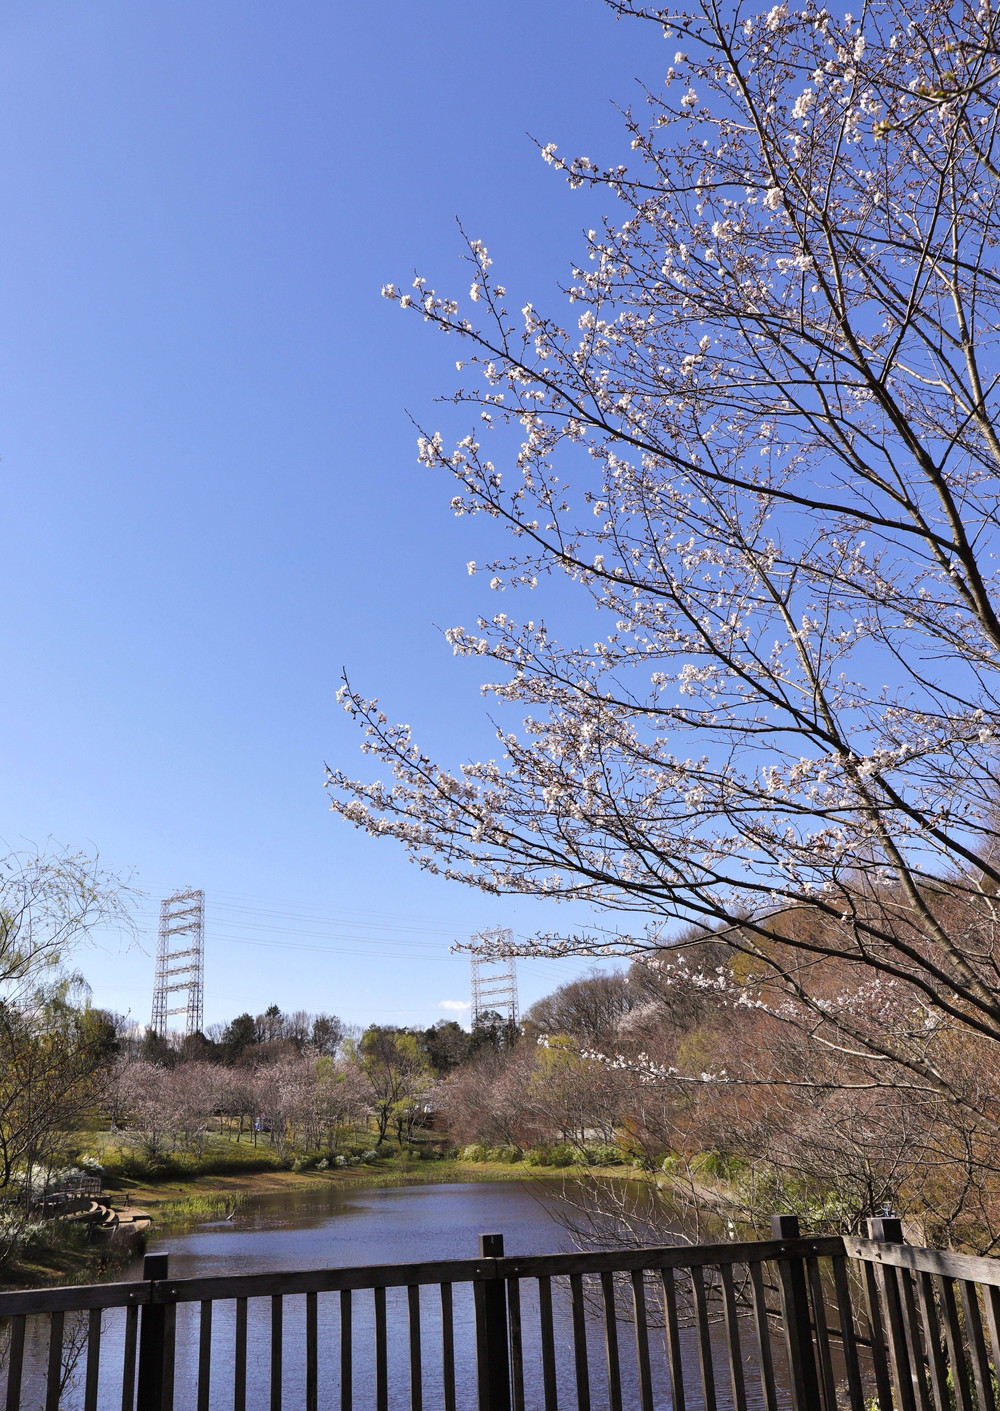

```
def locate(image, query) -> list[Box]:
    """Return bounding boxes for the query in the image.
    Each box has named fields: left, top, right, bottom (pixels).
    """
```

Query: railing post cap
left=478, top=1232, right=504, bottom=1257
left=771, top=1213, right=801, bottom=1239
left=866, top=1215, right=904, bottom=1242
left=143, top=1252, right=169, bottom=1280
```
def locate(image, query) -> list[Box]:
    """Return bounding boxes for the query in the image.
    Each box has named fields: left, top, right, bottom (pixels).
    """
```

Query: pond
left=7, top=1178, right=798, bottom=1410
left=137, top=1177, right=589, bottom=1275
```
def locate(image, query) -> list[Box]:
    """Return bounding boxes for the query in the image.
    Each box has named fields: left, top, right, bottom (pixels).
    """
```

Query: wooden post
left=475, top=1233, right=511, bottom=1411
left=136, top=1252, right=171, bottom=1411
left=771, top=1215, right=823, bottom=1411
left=866, top=1216, right=918, bottom=1411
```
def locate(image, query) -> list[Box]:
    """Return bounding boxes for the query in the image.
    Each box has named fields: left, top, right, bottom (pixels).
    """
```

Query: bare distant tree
left=522, top=971, right=634, bottom=1045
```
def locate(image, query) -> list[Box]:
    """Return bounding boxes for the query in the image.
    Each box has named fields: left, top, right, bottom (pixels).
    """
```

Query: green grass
left=152, top=1192, right=248, bottom=1226
left=98, top=1138, right=286, bottom=1185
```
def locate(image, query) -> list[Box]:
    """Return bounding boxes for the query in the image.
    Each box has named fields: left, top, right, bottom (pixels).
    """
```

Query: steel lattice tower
left=470, top=929, right=519, bottom=1029
left=151, top=889, right=205, bottom=1037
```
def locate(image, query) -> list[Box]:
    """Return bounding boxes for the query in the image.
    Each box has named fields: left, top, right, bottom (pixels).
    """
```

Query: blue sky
left=0, top=0, right=665, bottom=1030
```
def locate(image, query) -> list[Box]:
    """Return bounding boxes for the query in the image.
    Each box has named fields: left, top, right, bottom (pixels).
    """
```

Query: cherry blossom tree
left=329, top=0, right=1000, bottom=1103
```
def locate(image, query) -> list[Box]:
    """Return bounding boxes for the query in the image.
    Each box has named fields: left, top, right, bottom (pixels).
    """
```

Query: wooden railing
left=3, top=1212, right=1000, bottom=1409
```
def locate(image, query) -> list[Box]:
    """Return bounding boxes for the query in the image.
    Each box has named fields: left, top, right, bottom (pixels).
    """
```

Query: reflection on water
left=6, top=1179, right=795, bottom=1409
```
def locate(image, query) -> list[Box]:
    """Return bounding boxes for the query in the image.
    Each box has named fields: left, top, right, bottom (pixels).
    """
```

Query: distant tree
left=282, top=1010, right=312, bottom=1050
left=468, top=1011, right=518, bottom=1057
left=309, top=1014, right=345, bottom=1056
left=216, top=1065, right=262, bottom=1143
left=0, top=989, right=121, bottom=1198
left=522, top=972, right=633, bottom=1046
left=256, top=1004, right=284, bottom=1045
left=220, top=1013, right=258, bottom=1065
left=83, top=1008, right=123, bottom=1063
left=440, top=1045, right=539, bottom=1152
left=314, top=1056, right=370, bottom=1144
left=178, top=1030, right=221, bottom=1064
left=140, top=1028, right=175, bottom=1067
left=418, top=1020, right=471, bottom=1075
left=113, top=1060, right=171, bottom=1163
left=347, top=1027, right=432, bottom=1145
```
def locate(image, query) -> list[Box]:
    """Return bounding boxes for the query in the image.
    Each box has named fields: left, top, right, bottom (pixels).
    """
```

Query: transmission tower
left=151, top=889, right=205, bottom=1037
left=470, top=929, right=519, bottom=1029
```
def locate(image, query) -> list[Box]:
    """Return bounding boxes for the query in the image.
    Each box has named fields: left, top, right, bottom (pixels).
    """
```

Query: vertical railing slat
left=960, top=1280, right=996, bottom=1411
left=860, top=1259, right=895, bottom=1411
left=84, top=1306, right=102, bottom=1411
left=441, top=1283, right=457, bottom=1411
left=601, top=1271, right=623, bottom=1411
left=374, top=1285, right=388, bottom=1411
left=270, top=1294, right=283, bottom=1411
left=630, top=1269, right=654, bottom=1411
left=506, top=1279, right=523, bottom=1411
left=720, top=1263, right=748, bottom=1411
left=407, top=1285, right=423, bottom=1411
left=690, top=1266, right=718, bottom=1411
left=915, top=1271, right=950, bottom=1411
left=340, top=1288, right=352, bottom=1411
left=538, top=1276, right=559, bottom=1411
left=120, top=1304, right=139, bottom=1411
left=874, top=1262, right=918, bottom=1411
left=658, top=1266, right=685, bottom=1411
left=806, top=1255, right=838, bottom=1411
left=234, top=1295, right=248, bottom=1411
left=3, top=1314, right=25, bottom=1411
left=196, top=1299, right=212, bottom=1411
left=569, top=1273, right=591, bottom=1411
left=984, top=1286, right=1000, bottom=1400
left=748, top=1261, right=779, bottom=1411
left=45, top=1310, right=65, bottom=1411
left=830, top=1253, right=866, bottom=1411
left=161, top=1303, right=176, bottom=1411
left=305, top=1291, right=318, bottom=1411
left=897, top=1269, right=933, bottom=1411
left=939, top=1276, right=976, bottom=1411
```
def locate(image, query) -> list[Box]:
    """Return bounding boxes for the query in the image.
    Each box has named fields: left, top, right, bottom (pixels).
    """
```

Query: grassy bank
left=0, top=1221, right=145, bottom=1291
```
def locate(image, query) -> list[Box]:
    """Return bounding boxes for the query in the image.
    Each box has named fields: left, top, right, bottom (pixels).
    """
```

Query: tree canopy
left=329, top=0, right=1000, bottom=1100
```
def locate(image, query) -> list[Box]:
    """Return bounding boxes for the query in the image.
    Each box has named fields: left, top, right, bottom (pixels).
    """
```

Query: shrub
left=102, top=1148, right=283, bottom=1183
left=524, top=1144, right=575, bottom=1168
left=691, top=1150, right=747, bottom=1182
left=578, top=1144, right=624, bottom=1167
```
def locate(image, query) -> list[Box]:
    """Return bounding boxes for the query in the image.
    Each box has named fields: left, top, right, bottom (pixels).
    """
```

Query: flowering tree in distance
left=329, top=0, right=1000, bottom=1093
